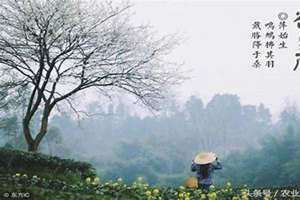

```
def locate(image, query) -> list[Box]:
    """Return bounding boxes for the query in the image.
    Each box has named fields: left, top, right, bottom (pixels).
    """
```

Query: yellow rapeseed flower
left=145, top=190, right=152, bottom=196
left=85, top=177, right=91, bottom=183
left=94, top=177, right=100, bottom=183
left=208, top=192, right=217, bottom=200
left=112, top=182, right=119, bottom=187
left=153, top=189, right=159, bottom=195
left=117, top=178, right=123, bottom=182
left=242, top=195, right=249, bottom=200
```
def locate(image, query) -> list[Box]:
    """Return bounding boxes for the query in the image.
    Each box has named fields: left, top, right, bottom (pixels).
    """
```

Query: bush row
left=0, top=148, right=96, bottom=179
left=2, top=172, right=299, bottom=200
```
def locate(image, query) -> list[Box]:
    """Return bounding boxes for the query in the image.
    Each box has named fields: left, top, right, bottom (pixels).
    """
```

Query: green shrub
left=2, top=174, right=299, bottom=200
left=0, top=148, right=96, bottom=181
left=1, top=148, right=299, bottom=199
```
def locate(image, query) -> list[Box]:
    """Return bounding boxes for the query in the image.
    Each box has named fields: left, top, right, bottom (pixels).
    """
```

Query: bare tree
left=0, top=0, right=182, bottom=152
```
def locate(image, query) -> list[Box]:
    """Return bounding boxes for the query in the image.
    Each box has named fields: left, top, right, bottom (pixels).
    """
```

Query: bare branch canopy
left=0, top=0, right=183, bottom=151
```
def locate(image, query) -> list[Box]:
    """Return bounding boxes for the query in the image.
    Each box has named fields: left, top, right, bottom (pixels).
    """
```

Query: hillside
left=1, top=148, right=299, bottom=200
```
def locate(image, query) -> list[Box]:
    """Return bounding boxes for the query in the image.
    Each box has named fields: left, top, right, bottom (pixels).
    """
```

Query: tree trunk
left=22, top=108, right=51, bottom=152
left=23, top=119, right=36, bottom=152
left=27, top=141, right=39, bottom=152
left=34, top=109, right=50, bottom=150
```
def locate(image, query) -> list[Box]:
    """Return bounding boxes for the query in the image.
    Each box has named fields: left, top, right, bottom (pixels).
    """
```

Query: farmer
left=191, top=152, right=222, bottom=190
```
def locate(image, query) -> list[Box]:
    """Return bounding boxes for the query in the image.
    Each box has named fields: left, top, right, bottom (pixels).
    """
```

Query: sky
left=129, top=0, right=300, bottom=117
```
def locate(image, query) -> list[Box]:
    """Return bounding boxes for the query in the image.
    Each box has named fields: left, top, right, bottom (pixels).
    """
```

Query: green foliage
left=50, top=94, right=272, bottom=186
left=1, top=173, right=299, bottom=199
left=0, top=144, right=299, bottom=199
left=0, top=148, right=96, bottom=182
left=1, top=94, right=299, bottom=188
left=219, top=124, right=300, bottom=187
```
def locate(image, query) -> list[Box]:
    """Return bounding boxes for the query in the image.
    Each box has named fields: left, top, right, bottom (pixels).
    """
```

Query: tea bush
left=1, top=148, right=299, bottom=199
left=0, top=148, right=96, bottom=182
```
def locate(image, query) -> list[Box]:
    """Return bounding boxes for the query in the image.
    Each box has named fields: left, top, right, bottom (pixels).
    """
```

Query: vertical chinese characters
left=251, top=12, right=291, bottom=70
left=293, top=12, right=300, bottom=71
left=252, top=21, right=262, bottom=68
left=278, top=12, right=289, bottom=50
left=265, top=21, right=275, bottom=68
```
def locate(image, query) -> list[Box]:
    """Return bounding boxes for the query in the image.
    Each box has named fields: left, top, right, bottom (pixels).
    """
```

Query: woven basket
left=184, top=176, right=198, bottom=188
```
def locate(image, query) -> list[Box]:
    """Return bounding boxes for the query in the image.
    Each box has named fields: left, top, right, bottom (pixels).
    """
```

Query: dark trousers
left=199, top=184, right=211, bottom=190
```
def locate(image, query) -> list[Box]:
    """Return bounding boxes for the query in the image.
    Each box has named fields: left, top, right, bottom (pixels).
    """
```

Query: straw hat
left=194, top=152, right=217, bottom=165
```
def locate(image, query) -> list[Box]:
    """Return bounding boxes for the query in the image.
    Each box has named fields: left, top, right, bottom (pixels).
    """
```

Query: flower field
left=1, top=148, right=299, bottom=200
left=1, top=172, right=299, bottom=200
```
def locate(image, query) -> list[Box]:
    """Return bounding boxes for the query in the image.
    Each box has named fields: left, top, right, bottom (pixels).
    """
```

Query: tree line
left=2, top=93, right=288, bottom=186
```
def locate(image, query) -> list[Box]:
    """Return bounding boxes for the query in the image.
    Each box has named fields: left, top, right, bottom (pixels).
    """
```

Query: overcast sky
left=129, top=0, right=300, bottom=117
